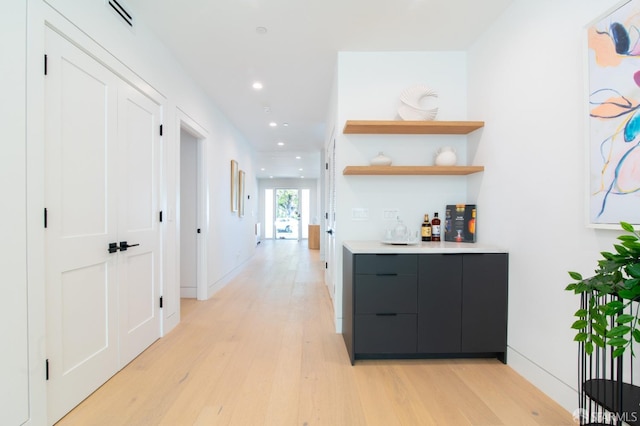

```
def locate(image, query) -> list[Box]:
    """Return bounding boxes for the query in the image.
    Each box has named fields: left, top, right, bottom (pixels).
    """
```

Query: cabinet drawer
left=355, top=275, right=417, bottom=313
left=355, top=254, right=417, bottom=275
left=355, top=314, right=417, bottom=354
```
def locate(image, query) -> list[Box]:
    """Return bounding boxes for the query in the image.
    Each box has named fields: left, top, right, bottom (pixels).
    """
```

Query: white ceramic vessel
left=434, top=146, right=457, bottom=166
left=370, top=152, right=392, bottom=166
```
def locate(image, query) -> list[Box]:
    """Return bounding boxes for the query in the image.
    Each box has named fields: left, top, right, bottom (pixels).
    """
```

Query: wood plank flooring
left=57, top=240, right=574, bottom=425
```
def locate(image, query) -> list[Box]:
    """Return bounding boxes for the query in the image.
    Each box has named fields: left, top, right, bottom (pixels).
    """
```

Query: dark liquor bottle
left=431, top=212, right=441, bottom=241
left=421, top=214, right=432, bottom=242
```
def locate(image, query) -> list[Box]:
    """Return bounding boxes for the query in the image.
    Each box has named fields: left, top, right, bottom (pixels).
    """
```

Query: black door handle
left=326, top=229, right=334, bottom=235
left=119, top=241, right=140, bottom=251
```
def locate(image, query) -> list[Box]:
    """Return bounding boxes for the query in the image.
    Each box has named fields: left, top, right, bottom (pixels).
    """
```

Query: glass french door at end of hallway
left=265, top=188, right=310, bottom=240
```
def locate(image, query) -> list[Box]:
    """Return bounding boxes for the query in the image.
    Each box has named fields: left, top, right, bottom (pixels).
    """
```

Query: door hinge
left=45, top=359, right=49, bottom=380
left=159, top=296, right=163, bottom=308
left=325, top=162, right=328, bottom=170
left=44, top=54, right=48, bottom=75
left=44, top=208, right=48, bottom=228
left=325, top=262, right=328, bottom=269
left=159, top=211, right=163, bottom=222
left=325, top=212, right=328, bottom=220
left=159, top=124, right=163, bottom=136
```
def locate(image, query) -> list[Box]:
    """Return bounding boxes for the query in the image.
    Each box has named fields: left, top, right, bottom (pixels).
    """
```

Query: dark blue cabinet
left=342, top=248, right=508, bottom=365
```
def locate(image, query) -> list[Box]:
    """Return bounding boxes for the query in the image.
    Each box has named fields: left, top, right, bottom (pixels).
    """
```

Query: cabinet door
left=355, top=314, right=417, bottom=354
left=355, top=275, right=417, bottom=314
left=417, top=255, right=462, bottom=353
left=461, top=254, right=508, bottom=353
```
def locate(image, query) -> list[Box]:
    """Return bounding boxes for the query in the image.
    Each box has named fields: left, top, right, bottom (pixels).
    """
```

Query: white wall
left=333, top=51, right=472, bottom=329
left=14, top=0, right=258, bottom=421
left=1, top=1, right=29, bottom=424
left=467, top=0, right=621, bottom=412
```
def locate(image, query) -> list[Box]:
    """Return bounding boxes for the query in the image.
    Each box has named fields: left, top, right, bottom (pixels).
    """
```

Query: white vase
left=434, top=147, right=457, bottom=166
left=370, top=152, right=392, bottom=166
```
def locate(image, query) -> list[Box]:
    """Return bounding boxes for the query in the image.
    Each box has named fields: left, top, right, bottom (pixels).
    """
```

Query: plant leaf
left=568, top=271, right=583, bottom=280
left=575, top=309, right=588, bottom=317
left=616, top=314, right=635, bottom=324
left=607, top=337, right=628, bottom=346
left=592, top=323, right=608, bottom=336
left=572, top=320, right=588, bottom=330
left=618, top=235, right=638, bottom=242
left=621, top=221, right=635, bottom=232
left=633, top=329, right=640, bottom=343
left=607, top=325, right=631, bottom=337
left=613, top=347, right=626, bottom=358
left=585, top=341, right=594, bottom=355
left=627, top=263, right=640, bottom=278
left=574, top=332, right=588, bottom=342
left=592, top=334, right=605, bottom=347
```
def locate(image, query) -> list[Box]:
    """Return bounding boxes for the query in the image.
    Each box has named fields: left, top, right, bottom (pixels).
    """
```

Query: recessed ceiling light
left=299, top=168, right=303, bottom=171
left=260, top=168, right=265, bottom=171
left=300, top=176, right=305, bottom=179
left=256, top=26, right=268, bottom=35
left=277, top=142, right=284, bottom=146
left=283, top=123, right=289, bottom=127
left=252, top=82, right=263, bottom=90
left=269, top=122, right=277, bottom=127
left=269, top=176, right=274, bottom=179
left=295, top=156, right=301, bottom=160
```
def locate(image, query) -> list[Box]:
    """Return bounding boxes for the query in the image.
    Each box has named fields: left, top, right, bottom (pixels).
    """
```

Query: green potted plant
left=566, top=222, right=640, bottom=358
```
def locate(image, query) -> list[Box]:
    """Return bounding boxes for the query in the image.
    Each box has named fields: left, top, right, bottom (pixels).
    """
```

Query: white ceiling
left=125, top=0, right=513, bottom=179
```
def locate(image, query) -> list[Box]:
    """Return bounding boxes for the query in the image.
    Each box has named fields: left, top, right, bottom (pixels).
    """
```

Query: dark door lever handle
left=119, top=241, right=140, bottom=251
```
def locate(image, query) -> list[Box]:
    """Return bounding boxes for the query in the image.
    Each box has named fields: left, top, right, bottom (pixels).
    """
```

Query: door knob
left=326, top=229, right=334, bottom=235
left=119, top=241, right=140, bottom=251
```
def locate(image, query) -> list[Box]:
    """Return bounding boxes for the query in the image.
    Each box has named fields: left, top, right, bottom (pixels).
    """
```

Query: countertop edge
left=343, top=240, right=507, bottom=254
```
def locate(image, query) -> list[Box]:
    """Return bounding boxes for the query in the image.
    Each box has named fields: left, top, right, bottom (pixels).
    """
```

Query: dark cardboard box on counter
left=444, top=204, right=477, bottom=243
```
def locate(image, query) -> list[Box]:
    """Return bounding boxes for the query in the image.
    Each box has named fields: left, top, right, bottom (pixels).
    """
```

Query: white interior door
left=325, top=134, right=336, bottom=299
left=45, top=29, right=120, bottom=423
left=45, top=28, right=161, bottom=423
left=117, top=83, right=162, bottom=365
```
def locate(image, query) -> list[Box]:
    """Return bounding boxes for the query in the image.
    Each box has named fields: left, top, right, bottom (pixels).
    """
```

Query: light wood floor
left=58, top=240, right=573, bottom=425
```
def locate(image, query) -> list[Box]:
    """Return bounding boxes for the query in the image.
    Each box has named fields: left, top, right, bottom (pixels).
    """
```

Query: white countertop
left=343, top=240, right=507, bottom=254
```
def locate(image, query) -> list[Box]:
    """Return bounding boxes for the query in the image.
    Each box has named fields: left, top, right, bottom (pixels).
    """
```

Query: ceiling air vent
left=108, top=0, right=134, bottom=27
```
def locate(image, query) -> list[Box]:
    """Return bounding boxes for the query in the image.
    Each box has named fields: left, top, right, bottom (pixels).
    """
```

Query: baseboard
left=180, top=287, right=197, bottom=298
left=507, top=347, right=577, bottom=414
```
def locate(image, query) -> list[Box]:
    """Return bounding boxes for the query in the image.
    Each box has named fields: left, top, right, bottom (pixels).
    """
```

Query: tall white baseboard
left=507, top=347, right=576, bottom=415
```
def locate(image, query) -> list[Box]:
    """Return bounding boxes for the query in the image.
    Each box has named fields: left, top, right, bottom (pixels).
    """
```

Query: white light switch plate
left=383, top=209, right=399, bottom=220
left=352, top=208, right=369, bottom=220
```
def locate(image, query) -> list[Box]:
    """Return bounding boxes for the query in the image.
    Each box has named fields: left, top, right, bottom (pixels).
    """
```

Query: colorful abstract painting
left=588, top=0, right=640, bottom=226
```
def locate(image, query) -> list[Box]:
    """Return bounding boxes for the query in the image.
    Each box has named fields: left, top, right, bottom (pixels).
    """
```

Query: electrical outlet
left=352, top=208, right=369, bottom=220
left=383, top=209, right=399, bottom=220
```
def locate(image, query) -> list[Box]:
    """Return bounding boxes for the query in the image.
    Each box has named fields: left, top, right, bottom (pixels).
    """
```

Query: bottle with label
left=468, top=208, right=476, bottom=235
left=431, top=212, right=441, bottom=241
left=421, top=214, right=432, bottom=242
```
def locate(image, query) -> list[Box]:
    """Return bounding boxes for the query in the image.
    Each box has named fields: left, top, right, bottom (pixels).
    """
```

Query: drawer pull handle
left=376, top=313, right=398, bottom=316
left=376, top=273, right=398, bottom=276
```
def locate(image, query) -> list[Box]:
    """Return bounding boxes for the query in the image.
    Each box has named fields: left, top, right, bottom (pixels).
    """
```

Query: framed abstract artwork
left=587, top=0, right=640, bottom=227
left=230, top=160, right=238, bottom=212
left=238, top=170, right=245, bottom=217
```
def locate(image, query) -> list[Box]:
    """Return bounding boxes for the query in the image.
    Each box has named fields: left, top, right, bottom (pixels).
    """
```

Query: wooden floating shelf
left=343, top=120, right=485, bottom=135
left=342, top=166, right=485, bottom=176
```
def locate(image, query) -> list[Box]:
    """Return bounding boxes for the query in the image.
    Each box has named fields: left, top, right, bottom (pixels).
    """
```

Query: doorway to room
left=264, top=188, right=310, bottom=240
left=179, top=124, right=207, bottom=300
